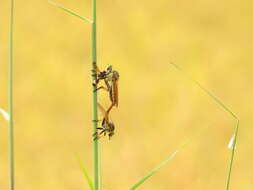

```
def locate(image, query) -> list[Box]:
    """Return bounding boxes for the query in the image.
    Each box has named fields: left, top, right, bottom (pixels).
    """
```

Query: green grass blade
left=128, top=125, right=209, bottom=190
left=169, top=62, right=239, bottom=190
left=48, top=0, right=92, bottom=23
left=76, top=155, right=94, bottom=190
left=169, top=63, right=238, bottom=118
left=128, top=150, right=179, bottom=190
left=225, top=120, right=239, bottom=190
left=8, top=0, right=15, bottom=189
left=91, top=0, right=100, bottom=189
left=128, top=134, right=198, bottom=190
left=0, top=108, right=10, bottom=121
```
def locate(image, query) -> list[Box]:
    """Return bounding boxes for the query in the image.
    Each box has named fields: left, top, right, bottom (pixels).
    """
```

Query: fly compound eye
left=109, top=132, right=114, bottom=139
left=106, top=65, right=113, bottom=73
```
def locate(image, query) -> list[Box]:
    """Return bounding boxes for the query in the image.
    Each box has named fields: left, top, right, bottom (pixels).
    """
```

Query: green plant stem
left=169, top=62, right=239, bottom=190
left=91, top=0, right=100, bottom=190
left=225, top=120, right=239, bottom=190
left=8, top=0, right=15, bottom=190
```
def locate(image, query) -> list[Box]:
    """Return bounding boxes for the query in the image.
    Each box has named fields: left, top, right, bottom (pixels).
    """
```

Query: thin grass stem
left=169, top=62, right=239, bottom=190
left=225, top=120, right=239, bottom=190
left=49, top=0, right=100, bottom=188
left=91, top=0, right=100, bottom=190
left=8, top=0, right=15, bottom=189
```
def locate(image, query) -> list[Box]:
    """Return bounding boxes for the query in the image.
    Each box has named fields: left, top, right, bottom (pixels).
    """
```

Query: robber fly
left=93, top=103, right=115, bottom=140
left=93, top=65, right=119, bottom=117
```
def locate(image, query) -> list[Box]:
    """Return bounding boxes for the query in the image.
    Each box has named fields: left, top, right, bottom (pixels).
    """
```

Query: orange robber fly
left=93, top=103, right=115, bottom=140
left=92, top=65, right=119, bottom=140
left=92, top=65, right=119, bottom=118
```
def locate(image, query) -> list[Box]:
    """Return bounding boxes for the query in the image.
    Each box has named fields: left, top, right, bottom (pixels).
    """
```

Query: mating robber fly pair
left=92, top=65, right=119, bottom=140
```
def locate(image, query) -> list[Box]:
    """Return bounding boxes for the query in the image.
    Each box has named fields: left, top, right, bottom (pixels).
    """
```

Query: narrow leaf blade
left=225, top=120, right=239, bottom=190
left=129, top=150, right=178, bottom=190
left=169, top=62, right=240, bottom=190
left=76, top=155, right=94, bottom=190
left=48, top=0, right=92, bottom=23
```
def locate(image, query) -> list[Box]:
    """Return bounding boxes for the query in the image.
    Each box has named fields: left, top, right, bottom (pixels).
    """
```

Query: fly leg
left=93, top=128, right=105, bottom=141
left=92, top=65, right=106, bottom=87
left=93, top=133, right=100, bottom=141
left=97, top=103, right=110, bottom=124
left=93, top=103, right=109, bottom=141
left=91, top=65, right=102, bottom=76
left=93, top=86, right=109, bottom=93
left=92, top=118, right=103, bottom=140
left=92, top=78, right=104, bottom=89
left=105, top=102, right=116, bottom=120
left=93, top=129, right=108, bottom=141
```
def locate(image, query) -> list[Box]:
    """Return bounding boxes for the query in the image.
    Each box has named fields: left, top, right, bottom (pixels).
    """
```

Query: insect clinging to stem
left=92, top=65, right=119, bottom=140
left=93, top=64, right=119, bottom=115
left=93, top=103, right=115, bottom=140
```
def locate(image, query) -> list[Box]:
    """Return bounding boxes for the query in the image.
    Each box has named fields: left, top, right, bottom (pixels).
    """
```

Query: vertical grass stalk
left=225, top=120, right=239, bottom=190
left=48, top=1, right=97, bottom=189
left=8, top=0, right=15, bottom=190
left=91, top=0, right=100, bottom=190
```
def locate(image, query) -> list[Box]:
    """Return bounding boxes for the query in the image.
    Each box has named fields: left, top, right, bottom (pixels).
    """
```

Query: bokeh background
left=0, top=0, right=252, bottom=189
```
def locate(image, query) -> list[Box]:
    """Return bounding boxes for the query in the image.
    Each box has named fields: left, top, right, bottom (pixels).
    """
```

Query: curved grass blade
left=128, top=125, right=209, bottom=190
left=169, top=62, right=239, bottom=190
left=128, top=133, right=199, bottom=190
left=48, top=0, right=92, bottom=23
left=75, top=155, right=94, bottom=190
left=0, top=108, right=10, bottom=121
left=128, top=150, right=178, bottom=190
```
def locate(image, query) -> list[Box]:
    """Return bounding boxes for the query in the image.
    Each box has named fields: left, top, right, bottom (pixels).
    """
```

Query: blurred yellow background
left=0, top=0, right=252, bottom=189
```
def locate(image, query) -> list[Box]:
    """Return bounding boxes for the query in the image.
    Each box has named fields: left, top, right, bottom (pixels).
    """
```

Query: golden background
left=0, top=0, right=252, bottom=189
